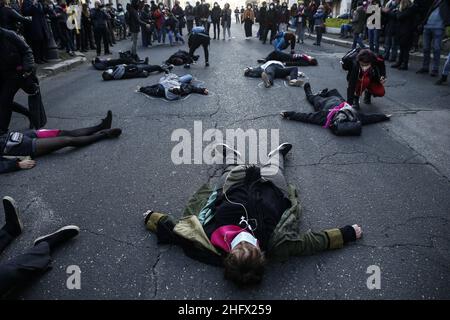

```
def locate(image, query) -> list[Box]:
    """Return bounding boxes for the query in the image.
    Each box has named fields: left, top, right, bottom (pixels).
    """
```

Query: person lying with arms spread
left=143, top=143, right=362, bottom=286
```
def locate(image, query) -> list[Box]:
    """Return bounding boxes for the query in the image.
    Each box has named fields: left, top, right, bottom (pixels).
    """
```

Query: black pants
left=187, top=20, right=194, bottom=33
left=189, top=38, right=209, bottom=63
left=212, top=22, right=220, bottom=39
left=258, top=24, right=265, bottom=40
left=31, top=38, right=47, bottom=61
left=82, top=23, right=96, bottom=49
left=94, top=27, right=110, bottom=55
left=0, top=229, right=52, bottom=298
left=265, top=64, right=298, bottom=83
left=398, top=42, right=411, bottom=67
left=263, top=25, right=276, bottom=43
left=305, top=86, right=345, bottom=112
left=244, top=20, right=252, bottom=37
left=0, top=75, right=23, bottom=133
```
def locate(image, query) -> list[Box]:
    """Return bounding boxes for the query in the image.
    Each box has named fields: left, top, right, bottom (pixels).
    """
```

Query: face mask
left=231, top=231, right=258, bottom=249
left=361, top=65, right=371, bottom=72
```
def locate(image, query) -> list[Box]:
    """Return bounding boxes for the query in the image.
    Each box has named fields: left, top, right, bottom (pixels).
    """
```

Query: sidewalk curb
left=305, top=32, right=448, bottom=62
left=38, top=56, right=87, bottom=80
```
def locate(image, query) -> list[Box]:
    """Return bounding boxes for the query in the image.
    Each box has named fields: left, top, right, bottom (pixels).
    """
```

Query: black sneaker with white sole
left=34, top=225, right=80, bottom=251
left=268, top=142, right=292, bottom=158
left=214, top=143, right=242, bottom=160
left=2, top=196, right=23, bottom=237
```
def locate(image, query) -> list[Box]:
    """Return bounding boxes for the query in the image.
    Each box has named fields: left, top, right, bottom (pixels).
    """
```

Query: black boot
left=435, top=75, right=448, bottom=85
left=1, top=196, right=22, bottom=237
left=353, top=97, right=361, bottom=110
left=363, top=91, right=371, bottom=104
left=303, top=82, right=312, bottom=96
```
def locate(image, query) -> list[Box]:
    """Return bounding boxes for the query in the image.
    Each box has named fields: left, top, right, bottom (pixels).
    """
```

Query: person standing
left=243, top=3, right=255, bottom=39
left=91, top=1, right=110, bottom=56
left=258, top=2, right=267, bottom=41
left=221, top=3, right=231, bottom=40
left=263, top=2, right=277, bottom=44
left=185, top=2, right=194, bottom=33
left=211, top=2, right=221, bottom=40
left=392, top=0, right=417, bottom=70
left=351, top=1, right=367, bottom=49
left=295, top=1, right=307, bottom=44
left=0, top=27, right=36, bottom=135
left=81, top=3, right=96, bottom=50
left=382, top=0, right=399, bottom=62
left=416, top=0, right=450, bottom=77
left=22, top=0, right=50, bottom=64
left=278, top=2, right=289, bottom=32
left=172, top=1, right=185, bottom=36
left=128, top=0, right=149, bottom=59
left=367, top=0, right=382, bottom=53
left=313, top=5, right=325, bottom=46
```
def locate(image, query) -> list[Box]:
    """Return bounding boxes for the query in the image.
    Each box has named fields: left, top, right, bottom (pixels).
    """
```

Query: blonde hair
left=399, top=0, right=412, bottom=11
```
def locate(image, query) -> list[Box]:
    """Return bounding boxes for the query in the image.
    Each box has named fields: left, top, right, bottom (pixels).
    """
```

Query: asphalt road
left=2, top=23, right=450, bottom=300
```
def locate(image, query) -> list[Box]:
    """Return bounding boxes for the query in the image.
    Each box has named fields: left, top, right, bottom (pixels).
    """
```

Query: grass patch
left=325, top=18, right=351, bottom=28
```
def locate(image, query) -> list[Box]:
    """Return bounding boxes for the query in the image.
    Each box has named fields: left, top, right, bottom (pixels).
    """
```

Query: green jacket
left=146, top=181, right=348, bottom=265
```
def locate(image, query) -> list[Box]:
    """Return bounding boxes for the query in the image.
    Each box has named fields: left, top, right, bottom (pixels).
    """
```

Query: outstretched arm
left=280, top=111, right=327, bottom=125
left=271, top=224, right=362, bottom=260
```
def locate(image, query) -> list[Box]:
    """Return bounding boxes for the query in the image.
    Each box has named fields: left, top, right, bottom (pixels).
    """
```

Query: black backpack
left=340, top=48, right=361, bottom=72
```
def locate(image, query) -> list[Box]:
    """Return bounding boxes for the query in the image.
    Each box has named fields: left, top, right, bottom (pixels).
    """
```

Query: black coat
left=91, top=7, right=109, bottom=30
left=396, top=5, right=418, bottom=46
left=0, top=27, right=35, bottom=73
left=211, top=7, right=221, bottom=22
left=128, top=7, right=145, bottom=33
left=0, top=6, right=29, bottom=31
left=22, top=0, right=50, bottom=41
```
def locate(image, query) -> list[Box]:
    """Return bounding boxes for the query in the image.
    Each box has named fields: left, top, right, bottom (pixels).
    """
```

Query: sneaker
left=34, top=225, right=80, bottom=250
left=184, top=64, right=191, bottom=69
left=430, top=70, right=438, bottom=77
left=2, top=196, right=23, bottom=237
left=205, top=62, right=210, bottom=67
left=268, top=142, right=292, bottom=158
left=289, top=79, right=304, bottom=87
left=257, top=59, right=266, bottom=63
left=261, top=72, right=271, bottom=88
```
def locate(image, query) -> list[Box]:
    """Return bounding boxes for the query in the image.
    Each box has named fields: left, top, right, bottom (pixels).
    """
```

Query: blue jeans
left=368, top=29, right=380, bottom=53
left=352, top=33, right=366, bottom=49
left=443, top=53, right=450, bottom=76
left=422, top=28, right=444, bottom=72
